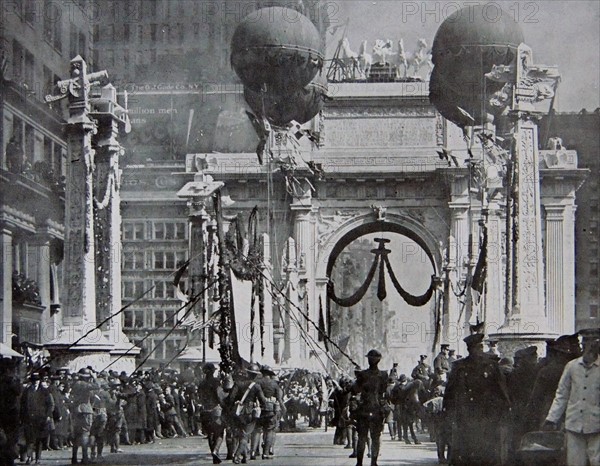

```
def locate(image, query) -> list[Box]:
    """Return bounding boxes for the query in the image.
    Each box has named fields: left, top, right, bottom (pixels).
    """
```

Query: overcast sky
left=325, top=0, right=600, bottom=112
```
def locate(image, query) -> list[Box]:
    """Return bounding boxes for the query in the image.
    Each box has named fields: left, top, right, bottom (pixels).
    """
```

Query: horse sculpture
left=338, top=37, right=362, bottom=81
left=397, top=38, right=433, bottom=79
left=391, top=378, right=429, bottom=444
left=358, top=40, right=372, bottom=79
left=372, top=39, right=396, bottom=65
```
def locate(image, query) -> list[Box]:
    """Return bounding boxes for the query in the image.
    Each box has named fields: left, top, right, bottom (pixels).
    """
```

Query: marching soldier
left=70, top=368, right=99, bottom=465
left=352, top=349, right=389, bottom=466
left=443, top=333, right=510, bottom=466
left=225, top=364, right=266, bottom=464
left=198, top=363, right=226, bottom=464
left=254, top=365, right=286, bottom=460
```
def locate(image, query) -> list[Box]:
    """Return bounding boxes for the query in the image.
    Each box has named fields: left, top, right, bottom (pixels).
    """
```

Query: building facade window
left=153, top=309, right=176, bottom=327
left=152, top=221, right=187, bottom=240
left=123, top=280, right=145, bottom=299
left=152, top=281, right=176, bottom=299
left=123, top=24, right=130, bottom=41
left=123, top=222, right=145, bottom=240
left=123, top=251, right=145, bottom=270
left=123, top=309, right=146, bottom=329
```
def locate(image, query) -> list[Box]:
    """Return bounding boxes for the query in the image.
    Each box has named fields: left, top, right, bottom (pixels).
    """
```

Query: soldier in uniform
left=225, top=364, right=266, bottom=464
left=526, top=333, right=581, bottom=430
left=253, top=365, right=286, bottom=460
left=70, top=368, right=99, bottom=465
left=352, top=349, right=389, bottom=466
left=89, top=375, right=111, bottom=460
left=198, top=363, right=226, bottom=465
left=411, top=355, right=432, bottom=387
left=443, top=333, right=510, bottom=466
left=433, top=344, right=451, bottom=388
left=507, top=345, right=539, bottom=457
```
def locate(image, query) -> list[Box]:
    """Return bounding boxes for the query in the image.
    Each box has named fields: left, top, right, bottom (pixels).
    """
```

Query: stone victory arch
left=191, top=80, right=582, bottom=372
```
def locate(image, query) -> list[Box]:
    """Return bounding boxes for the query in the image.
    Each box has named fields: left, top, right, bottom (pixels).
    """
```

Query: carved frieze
left=323, top=107, right=438, bottom=148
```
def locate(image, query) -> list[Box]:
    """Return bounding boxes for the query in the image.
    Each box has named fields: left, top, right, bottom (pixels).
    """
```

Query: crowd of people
left=327, top=327, right=599, bottom=466
left=0, top=326, right=598, bottom=466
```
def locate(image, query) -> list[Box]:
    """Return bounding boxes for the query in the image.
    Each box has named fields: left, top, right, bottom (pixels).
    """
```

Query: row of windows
left=4, top=114, right=66, bottom=176
left=123, top=308, right=180, bottom=329
left=123, top=222, right=188, bottom=241
left=122, top=280, right=186, bottom=300
left=123, top=250, right=187, bottom=270
left=130, top=336, right=184, bottom=362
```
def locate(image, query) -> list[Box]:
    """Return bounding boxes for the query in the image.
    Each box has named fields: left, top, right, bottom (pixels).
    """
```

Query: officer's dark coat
left=443, top=354, right=510, bottom=466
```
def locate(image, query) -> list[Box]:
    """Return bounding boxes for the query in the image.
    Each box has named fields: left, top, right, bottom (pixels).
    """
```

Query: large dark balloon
left=244, top=73, right=328, bottom=127
left=231, top=6, right=324, bottom=93
left=430, top=4, right=524, bottom=126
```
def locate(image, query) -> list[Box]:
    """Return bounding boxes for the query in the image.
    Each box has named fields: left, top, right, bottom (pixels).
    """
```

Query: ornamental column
left=45, top=56, right=113, bottom=370
left=0, top=226, right=13, bottom=344
left=91, top=84, right=139, bottom=372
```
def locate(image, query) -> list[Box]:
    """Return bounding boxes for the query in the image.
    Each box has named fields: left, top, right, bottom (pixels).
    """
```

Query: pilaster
left=544, top=205, right=576, bottom=334
left=0, top=227, right=13, bottom=344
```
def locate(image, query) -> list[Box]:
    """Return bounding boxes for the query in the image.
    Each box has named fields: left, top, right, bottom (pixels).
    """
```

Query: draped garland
left=222, top=206, right=267, bottom=361
left=328, top=237, right=435, bottom=308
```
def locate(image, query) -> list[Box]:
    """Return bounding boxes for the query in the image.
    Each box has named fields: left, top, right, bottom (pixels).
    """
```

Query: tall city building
left=0, top=0, right=94, bottom=346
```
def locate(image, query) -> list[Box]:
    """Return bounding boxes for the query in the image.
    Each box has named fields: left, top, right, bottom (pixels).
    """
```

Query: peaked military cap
left=440, top=344, right=450, bottom=350
left=463, top=333, right=485, bottom=348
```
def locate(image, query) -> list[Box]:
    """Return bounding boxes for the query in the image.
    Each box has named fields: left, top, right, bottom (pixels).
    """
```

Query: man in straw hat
left=544, top=328, right=600, bottom=466
left=351, top=349, right=389, bottom=466
left=443, top=333, right=510, bottom=465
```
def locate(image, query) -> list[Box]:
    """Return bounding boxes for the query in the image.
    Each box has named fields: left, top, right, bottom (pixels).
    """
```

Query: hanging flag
left=318, top=297, right=326, bottom=342
left=329, top=335, right=351, bottom=361
left=173, top=259, right=191, bottom=303
left=471, top=225, right=487, bottom=294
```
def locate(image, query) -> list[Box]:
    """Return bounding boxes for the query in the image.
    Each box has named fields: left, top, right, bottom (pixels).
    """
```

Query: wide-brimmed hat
left=579, top=327, right=600, bottom=342
left=260, top=365, right=277, bottom=376
left=246, top=363, right=262, bottom=374
left=78, top=368, right=92, bottom=378
left=514, top=346, right=538, bottom=360
left=202, top=362, right=217, bottom=373
left=398, top=374, right=407, bottom=383
left=548, top=334, right=581, bottom=355
left=365, top=349, right=382, bottom=359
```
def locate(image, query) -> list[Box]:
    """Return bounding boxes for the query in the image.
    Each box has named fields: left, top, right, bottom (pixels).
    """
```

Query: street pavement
left=34, top=427, right=440, bottom=466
